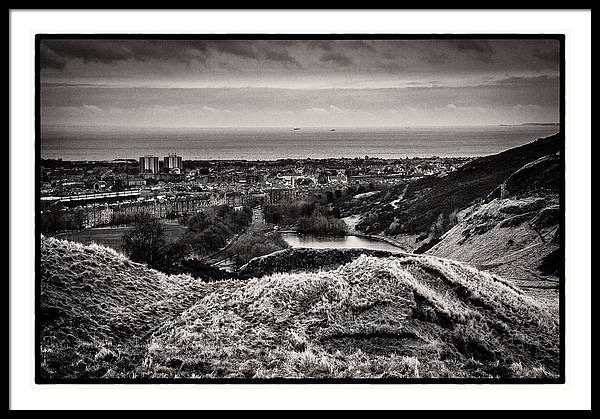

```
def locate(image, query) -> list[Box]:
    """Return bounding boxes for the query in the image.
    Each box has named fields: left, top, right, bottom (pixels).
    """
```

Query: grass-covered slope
left=40, top=240, right=559, bottom=380
left=144, top=251, right=559, bottom=379
left=356, top=133, right=562, bottom=237
left=426, top=153, right=561, bottom=306
left=39, top=236, right=232, bottom=379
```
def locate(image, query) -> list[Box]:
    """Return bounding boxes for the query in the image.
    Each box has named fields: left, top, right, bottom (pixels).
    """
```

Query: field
left=52, top=221, right=188, bottom=253
left=40, top=238, right=559, bottom=380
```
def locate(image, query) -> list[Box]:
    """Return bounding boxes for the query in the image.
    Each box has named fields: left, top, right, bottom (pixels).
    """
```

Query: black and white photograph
left=9, top=9, right=591, bottom=411
left=35, top=34, right=566, bottom=382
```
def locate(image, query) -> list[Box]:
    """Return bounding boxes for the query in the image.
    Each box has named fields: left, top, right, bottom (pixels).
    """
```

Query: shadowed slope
left=356, top=133, right=562, bottom=237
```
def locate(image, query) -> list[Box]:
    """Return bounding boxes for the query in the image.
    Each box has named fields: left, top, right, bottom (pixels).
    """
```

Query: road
left=202, top=206, right=265, bottom=270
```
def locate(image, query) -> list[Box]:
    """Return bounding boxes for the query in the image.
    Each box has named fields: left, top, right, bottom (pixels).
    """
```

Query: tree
left=430, top=213, right=446, bottom=240
left=121, top=213, right=166, bottom=267
left=325, top=191, right=335, bottom=203
left=297, top=214, right=348, bottom=236
left=264, top=205, right=282, bottom=224
left=223, top=226, right=290, bottom=266
left=40, top=203, right=86, bottom=233
left=200, top=226, right=226, bottom=252
left=447, top=208, right=459, bottom=230
left=300, top=202, right=315, bottom=217
left=186, top=212, right=210, bottom=233
left=156, top=240, right=190, bottom=273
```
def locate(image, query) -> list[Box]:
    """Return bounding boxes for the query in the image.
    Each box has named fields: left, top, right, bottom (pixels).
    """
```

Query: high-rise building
left=164, top=153, right=183, bottom=171
left=139, top=156, right=159, bottom=174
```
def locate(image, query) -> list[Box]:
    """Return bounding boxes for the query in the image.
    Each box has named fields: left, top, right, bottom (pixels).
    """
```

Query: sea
left=40, top=125, right=560, bottom=161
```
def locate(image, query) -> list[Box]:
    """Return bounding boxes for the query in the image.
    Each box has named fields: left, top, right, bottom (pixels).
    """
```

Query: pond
left=280, top=232, right=405, bottom=254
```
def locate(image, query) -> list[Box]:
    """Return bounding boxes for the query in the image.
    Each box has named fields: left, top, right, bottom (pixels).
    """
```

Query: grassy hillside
left=426, top=152, right=561, bottom=307
left=40, top=239, right=559, bottom=380
left=145, top=251, right=559, bottom=379
left=39, top=236, right=234, bottom=379
left=356, top=133, right=563, bottom=237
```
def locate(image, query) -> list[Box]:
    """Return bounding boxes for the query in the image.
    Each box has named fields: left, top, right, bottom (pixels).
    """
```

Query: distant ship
left=293, top=127, right=301, bottom=131
left=329, top=128, right=336, bottom=131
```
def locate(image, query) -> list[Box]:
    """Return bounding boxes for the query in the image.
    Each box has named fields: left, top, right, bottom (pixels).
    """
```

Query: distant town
left=40, top=153, right=473, bottom=230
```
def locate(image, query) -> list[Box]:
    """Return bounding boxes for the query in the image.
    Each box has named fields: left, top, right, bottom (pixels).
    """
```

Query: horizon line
left=41, top=122, right=560, bottom=130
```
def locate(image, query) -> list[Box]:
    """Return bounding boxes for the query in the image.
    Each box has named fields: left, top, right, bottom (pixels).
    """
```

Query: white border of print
left=9, top=9, right=591, bottom=410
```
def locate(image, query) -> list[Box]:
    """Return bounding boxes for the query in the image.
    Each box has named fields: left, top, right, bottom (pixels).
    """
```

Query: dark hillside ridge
left=239, top=247, right=406, bottom=278
left=499, top=153, right=561, bottom=198
left=357, top=133, right=563, bottom=236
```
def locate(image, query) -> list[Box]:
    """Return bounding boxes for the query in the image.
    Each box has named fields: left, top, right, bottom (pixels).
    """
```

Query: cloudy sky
left=40, top=38, right=560, bottom=128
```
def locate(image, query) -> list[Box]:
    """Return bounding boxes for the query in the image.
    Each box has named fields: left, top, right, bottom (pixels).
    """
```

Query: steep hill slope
left=40, top=240, right=559, bottom=380
left=356, top=133, right=563, bottom=239
left=426, top=153, right=561, bottom=307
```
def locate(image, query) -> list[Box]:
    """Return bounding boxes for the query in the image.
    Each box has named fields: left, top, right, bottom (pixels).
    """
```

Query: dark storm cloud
left=311, top=40, right=374, bottom=51
left=262, top=49, right=302, bottom=67
left=320, top=51, right=353, bottom=67
left=455, top=40, right=494, bottom=54
left=407, top=40, right=496, bottom=65
left=213, top=41, right=258, bottom=59
left=41, top=38, right=560, bottom=77
left=379, top=61, right=406, bottom=72
left=41, top=39, right=313, bottom=70
left=534, top=47, right=560, bottom=64
left=40, top=44, right=67, bottom=69
left=41, top=39, right=211, bottom=68
left=421, top=50, right=450, bottom=65
left=215, top=41, right=305, bottom=65
left=347, top=40, right=376, bottom=51
left=312, top=40, right=333, bottom=51
left=453, top=40, right=496, bottom=62
left=42, top=82, right=114, bottom=88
